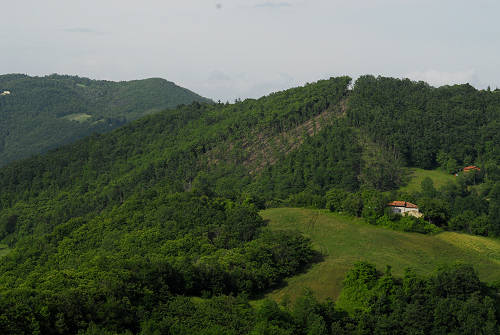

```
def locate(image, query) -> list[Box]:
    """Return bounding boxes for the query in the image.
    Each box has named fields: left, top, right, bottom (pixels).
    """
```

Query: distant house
left=387, top=201, right=423, bottom=218
left=0, top=90, right=11, bottom=96
left=463, top=165, right=480, bottom=172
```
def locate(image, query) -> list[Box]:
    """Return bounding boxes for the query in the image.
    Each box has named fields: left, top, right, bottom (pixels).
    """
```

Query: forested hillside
left=0, top=75, right=499, bottom=333
left=0, top=74, right=211, bottom=166
left=348, top=76, right=500, bottom=170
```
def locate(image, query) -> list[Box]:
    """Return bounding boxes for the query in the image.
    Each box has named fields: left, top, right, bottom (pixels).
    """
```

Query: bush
left=341, top=194, right=363, bottom=216
left=286, top=192, right=325, bottom=209
left=325, top=188, right=347, bottom=212
left=376, top=215, right=440, bottom=234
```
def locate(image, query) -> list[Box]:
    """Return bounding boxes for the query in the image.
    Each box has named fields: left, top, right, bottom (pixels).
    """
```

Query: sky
left=1, top=0, right=499, bottom=101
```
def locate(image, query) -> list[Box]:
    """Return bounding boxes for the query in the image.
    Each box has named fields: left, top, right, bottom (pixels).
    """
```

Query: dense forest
left=0, top=75, right=499, bottom=333
left=0, top=74, right=211, bottom=166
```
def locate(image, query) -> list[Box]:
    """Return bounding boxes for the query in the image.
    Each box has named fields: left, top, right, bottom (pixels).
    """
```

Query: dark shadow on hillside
left=398, top=168, right=414, bottom=189
left=251, top=249, right=325, bottom=300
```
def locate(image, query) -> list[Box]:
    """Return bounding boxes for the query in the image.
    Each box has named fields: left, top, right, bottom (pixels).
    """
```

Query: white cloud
left=255, top=2, right=292, bottom=8
left=208, top=70, right=232, bottom=81
left=198, top=71, right=297, bottom=102
left=404, top=69, right=479, bottom=88
left=63, top=27, right=95, bottom=33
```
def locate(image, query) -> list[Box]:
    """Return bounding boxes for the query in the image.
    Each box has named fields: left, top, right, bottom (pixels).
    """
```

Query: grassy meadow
left=399, top=167, right=457, bottom=193
left=260, top=208, right=500, bottom=303
left=0, top=244, right=10, bottom=257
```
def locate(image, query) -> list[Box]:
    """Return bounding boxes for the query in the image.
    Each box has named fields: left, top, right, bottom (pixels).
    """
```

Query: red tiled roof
left=405, top=202, right=419, bottom=208
left=387, top=201, right=419, bottom=209
left=463, top=165, right=480, bottom=171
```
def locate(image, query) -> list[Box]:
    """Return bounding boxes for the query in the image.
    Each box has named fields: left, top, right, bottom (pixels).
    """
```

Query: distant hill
left=0, top=73, right=211, bottom=166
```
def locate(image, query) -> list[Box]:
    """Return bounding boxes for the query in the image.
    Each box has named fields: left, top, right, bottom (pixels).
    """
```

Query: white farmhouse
left=387, top=201, right=423, bottom=218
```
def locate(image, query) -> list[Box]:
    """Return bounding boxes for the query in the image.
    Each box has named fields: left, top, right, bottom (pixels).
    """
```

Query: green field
left=0, top=244, right=10, bottom=258
left=261, top=208, right=500, bottom=303
left=62, top=113, right=92, bottom=122
left=399, top=168, right=456, bottom=193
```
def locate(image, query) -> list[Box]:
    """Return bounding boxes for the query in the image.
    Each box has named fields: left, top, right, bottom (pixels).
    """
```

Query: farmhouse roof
left=463, top=165, right=480, bottom=171
left=387, top=201, right=419, bottom=209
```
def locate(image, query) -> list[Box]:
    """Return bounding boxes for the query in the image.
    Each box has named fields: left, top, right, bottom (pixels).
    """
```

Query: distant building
left=463, top=165, right=480, bottom=172
left=0, top=90, right=11, bottom=96
left=387, top=201, right=423, bottom=218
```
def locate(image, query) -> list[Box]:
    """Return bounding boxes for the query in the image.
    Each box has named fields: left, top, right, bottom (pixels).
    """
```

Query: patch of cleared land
left=0, top=244, right=10, bottom=258
left=399, top=168, right=457, bottom=193
left=62, top=113, right=92, bottom=122
left=260, top=208, right=500, bottom=302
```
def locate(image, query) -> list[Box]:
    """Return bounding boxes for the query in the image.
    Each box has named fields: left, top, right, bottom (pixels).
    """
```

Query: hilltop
left=0, top=73, right=211, bottom=166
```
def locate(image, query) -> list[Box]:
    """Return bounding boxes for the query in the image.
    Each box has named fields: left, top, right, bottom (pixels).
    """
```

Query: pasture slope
left=260, top=208, right=500, bottom=303
left=399, top=167, right=457, bottom=193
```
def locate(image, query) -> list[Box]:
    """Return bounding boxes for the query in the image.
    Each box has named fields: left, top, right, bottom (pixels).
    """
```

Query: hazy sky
left=1, top=0, right=499, bottom=101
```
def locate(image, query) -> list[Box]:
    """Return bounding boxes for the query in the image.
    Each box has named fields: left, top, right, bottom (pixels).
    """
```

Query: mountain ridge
left=0, top=73, right=212, bottom=166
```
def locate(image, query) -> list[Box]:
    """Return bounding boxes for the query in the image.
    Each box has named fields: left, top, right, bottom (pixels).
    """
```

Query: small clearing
left=62, top=113, right=92, bottom=122
left=399, top=168, right=456, bottom=193
left=0, top=244, right=10, bottom=258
